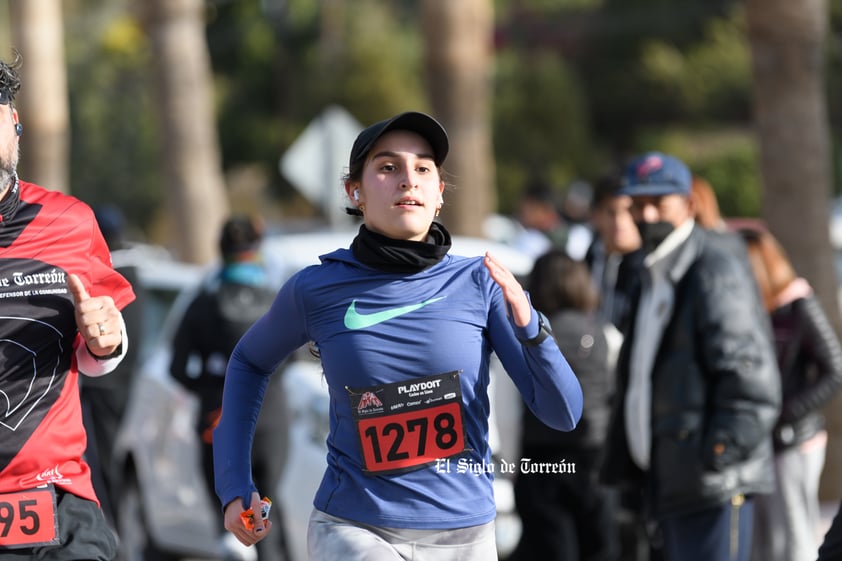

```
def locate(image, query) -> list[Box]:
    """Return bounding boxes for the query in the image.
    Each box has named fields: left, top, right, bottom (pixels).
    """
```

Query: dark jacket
left=521, top=309, right=614, bottom=452
left=170, top=275, right=277, bottom=410
left=585, top=239, right=644, bottom=335
left=770, top=294, right=842, bottom=450
left=600, top=225, right=781, bottom=518
left=818, top=498, right=842, bottom=561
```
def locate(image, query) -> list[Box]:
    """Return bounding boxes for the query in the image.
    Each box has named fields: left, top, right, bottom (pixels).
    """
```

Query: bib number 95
left=0, top=486, right=59, bottom=549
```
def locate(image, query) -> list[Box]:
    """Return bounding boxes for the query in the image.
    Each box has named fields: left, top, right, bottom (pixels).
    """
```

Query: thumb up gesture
left=68, top=274, right=121, bottom=357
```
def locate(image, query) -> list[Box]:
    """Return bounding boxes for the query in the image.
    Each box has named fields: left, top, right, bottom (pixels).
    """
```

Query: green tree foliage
left=339, top=3, right=428, bottom=122
left=638, top=126, right=760, bottom=217
left=206, top=0, right=427, bottom=208
left=569, top=3, right=761, bottom=215
left=580, top=6, right=746, bottom=133
left=57, top=0, right=837, bottom=238
left=66, top=14, right=162, bottom=236
left=494, top=0, right=762, bottom=217
left=686, top=17, right=751, bottom=119
left=207, top=0, right=285, bottom=172
left=493, top=50, right=595, bottom=213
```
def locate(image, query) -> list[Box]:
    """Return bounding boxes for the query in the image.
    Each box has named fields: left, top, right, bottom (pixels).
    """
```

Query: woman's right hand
left=223, top=491, right=272, bottom=546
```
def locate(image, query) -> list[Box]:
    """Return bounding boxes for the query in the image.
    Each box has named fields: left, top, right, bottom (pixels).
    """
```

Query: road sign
left=280, top=105, right=362, bottom=226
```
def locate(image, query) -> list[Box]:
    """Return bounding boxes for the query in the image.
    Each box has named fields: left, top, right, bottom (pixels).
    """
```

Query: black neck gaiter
left=351, top=222, right=452, bottom=273
left=0, top=176, right=20, bottom=225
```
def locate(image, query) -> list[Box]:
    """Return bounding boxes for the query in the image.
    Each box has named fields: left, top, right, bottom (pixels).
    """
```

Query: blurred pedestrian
left=212, top=111, right=583, bottom=561
left=600, top=151, right=781, bottom=561
left=689, top=175, right=757, bottom=271
left=559, top=180, right=595, bottom=260
left=511, top=177, right=569, bottom=259
left=738, top=226, right=842, bottom=561
left=585, top=173, right=643, bottom=335
left=81, top=205, right=146, bottom=529
left=511, top=249, right=620, bottom=561
left=689, top=176, right=727, bottom=231
left=170, top=215, right=290, bottom=561
left=0, top=53, right=135, bottom=561
left=585, top=174, right=650, bottom=561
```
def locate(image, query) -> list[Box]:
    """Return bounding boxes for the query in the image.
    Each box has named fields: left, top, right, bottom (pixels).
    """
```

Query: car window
left=137, top=286, right=185, bottom=362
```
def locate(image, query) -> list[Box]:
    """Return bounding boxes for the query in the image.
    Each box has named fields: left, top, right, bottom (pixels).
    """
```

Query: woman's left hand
left=484, top=252, right=531, bottom=327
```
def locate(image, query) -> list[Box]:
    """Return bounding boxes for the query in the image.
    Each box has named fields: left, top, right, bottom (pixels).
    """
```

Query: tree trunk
left=10, top=0, right=69, bottom=193
left=746, top=0, right=840, bottom=501
left=135, top=0, right=229, bottom=264
left=422, top=0, right=495, bottom=238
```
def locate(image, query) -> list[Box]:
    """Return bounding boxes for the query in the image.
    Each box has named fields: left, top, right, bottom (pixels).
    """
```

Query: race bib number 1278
left=348, top=371, right=466, bottom=475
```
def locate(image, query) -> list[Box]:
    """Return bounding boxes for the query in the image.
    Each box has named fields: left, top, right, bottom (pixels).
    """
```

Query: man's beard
left=0, top=144, right=19, bottom=197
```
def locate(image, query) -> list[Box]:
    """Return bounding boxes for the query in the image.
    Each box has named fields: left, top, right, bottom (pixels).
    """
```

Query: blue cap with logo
left=619, top=152, right=692, bottom=197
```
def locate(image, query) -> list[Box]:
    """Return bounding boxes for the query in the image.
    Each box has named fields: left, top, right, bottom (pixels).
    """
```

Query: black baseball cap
left=349, top=111, right=449, bottom=168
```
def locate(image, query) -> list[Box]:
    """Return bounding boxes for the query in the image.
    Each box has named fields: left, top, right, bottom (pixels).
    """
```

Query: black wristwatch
left=519, top=311, right=553, bottom=347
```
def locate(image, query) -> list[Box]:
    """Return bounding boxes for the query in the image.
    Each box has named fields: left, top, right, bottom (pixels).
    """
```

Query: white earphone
left=353, top=190, right=360, bottom=202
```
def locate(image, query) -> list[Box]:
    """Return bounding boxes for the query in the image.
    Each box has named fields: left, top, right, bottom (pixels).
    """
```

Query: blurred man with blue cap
left=600, top=151, right=782, bottom=561
left=619, top=151, right=693, bottom=254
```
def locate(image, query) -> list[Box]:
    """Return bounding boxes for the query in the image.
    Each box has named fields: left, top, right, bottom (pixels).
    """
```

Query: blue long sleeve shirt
left=214, top=247, right=582, bottom=529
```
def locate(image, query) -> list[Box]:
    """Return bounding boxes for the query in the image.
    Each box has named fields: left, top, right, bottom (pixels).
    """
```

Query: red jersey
left=0, top=180, right=135, bottom=503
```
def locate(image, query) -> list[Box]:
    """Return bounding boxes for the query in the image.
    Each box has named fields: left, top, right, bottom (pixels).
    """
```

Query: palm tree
left=746, top=0, right=841, bottom=500
left=10, top=0, right=69, bottom=193
left=422, top=0, right=496, bottom=237
left=134, top=0, right=229, bottom=264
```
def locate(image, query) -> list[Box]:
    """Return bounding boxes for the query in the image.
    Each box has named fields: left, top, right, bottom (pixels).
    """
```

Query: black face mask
left=636, top=221, right=675, bottom=253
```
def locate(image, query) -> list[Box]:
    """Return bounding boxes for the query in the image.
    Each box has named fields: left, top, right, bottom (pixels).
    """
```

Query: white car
left=106, top=246, right=213, bottom=561
left=111, top=229, right=533, bottom=561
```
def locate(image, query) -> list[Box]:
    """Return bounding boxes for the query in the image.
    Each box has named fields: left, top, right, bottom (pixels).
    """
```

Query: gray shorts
left=307, top=509, right=498, bottom=561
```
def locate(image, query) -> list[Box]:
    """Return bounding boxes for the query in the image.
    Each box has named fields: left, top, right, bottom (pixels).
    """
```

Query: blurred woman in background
left=740, top=226, right=842, bottom=561
left=512, top=249, right=620, bottom=561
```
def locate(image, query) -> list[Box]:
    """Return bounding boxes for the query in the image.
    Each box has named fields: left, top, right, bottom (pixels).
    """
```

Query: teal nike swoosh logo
left=344, top=297, right=446, bottom=330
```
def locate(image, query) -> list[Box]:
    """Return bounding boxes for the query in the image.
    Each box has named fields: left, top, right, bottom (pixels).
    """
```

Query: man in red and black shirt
left=0, top=54, right=134, bottom=561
